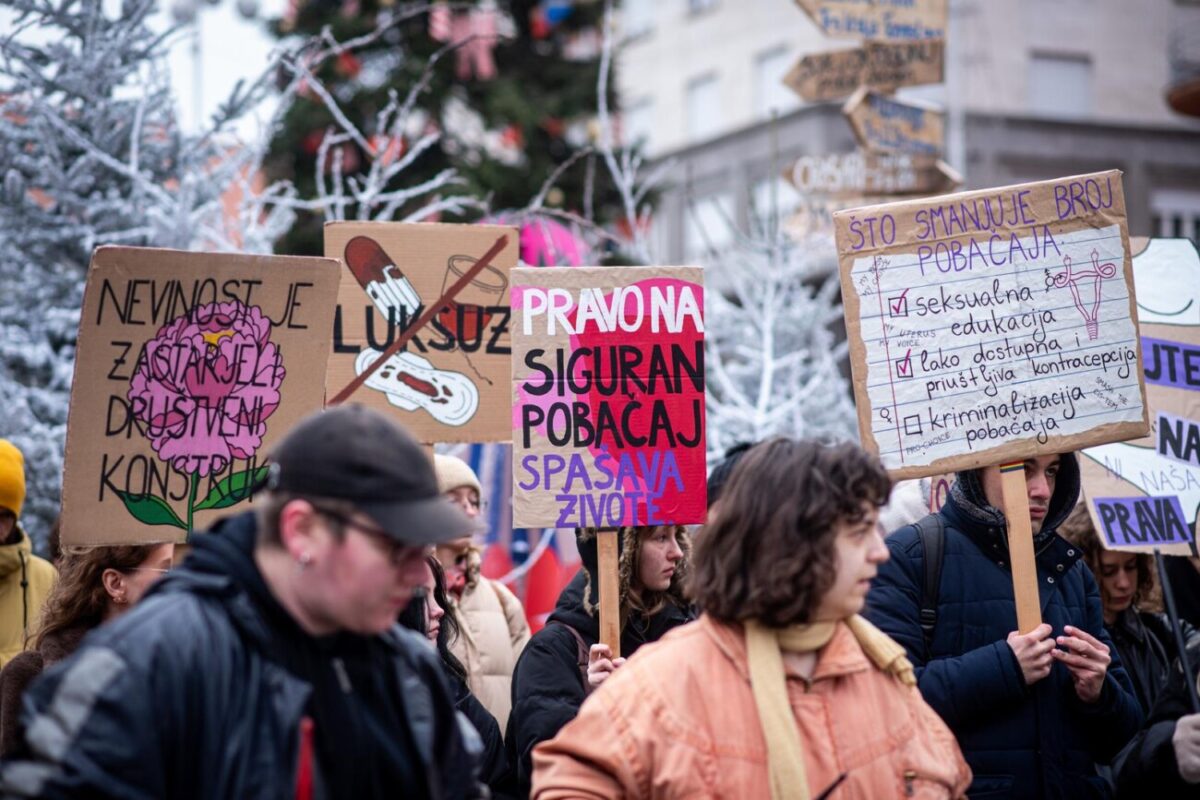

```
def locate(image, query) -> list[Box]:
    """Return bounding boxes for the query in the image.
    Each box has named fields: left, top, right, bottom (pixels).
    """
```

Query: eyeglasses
left=312, top=506, right=418, bottom=567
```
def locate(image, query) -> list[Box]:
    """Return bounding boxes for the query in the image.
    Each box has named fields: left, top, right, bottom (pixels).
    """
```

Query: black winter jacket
left=449, top=672, right=518, bottom=799
left=0, top=512, right=481, bottom=799
left=1113, top=643, right=1200, bottom=798
left=1107, top=609, right=1199, bottom=717
left=865, top=454, right=1142, bottom=799
left=505, top=570, right=694, bottom=796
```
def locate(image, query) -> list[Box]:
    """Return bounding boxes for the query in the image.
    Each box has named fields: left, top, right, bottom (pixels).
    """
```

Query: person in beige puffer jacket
left=433, top=454, right=530, bottom=733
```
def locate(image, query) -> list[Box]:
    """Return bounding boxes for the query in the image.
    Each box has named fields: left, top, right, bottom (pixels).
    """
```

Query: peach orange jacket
left=532, top=615, right=972, bottom=799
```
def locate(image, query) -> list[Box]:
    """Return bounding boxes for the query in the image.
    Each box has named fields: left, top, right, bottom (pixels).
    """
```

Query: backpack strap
left=546, top=621, right=594, bottom=696
left=913, top=513, right=946, bottom=662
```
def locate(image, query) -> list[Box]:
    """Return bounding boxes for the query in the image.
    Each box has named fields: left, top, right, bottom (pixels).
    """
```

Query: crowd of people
left=0, top=409, right=1197, bottom=798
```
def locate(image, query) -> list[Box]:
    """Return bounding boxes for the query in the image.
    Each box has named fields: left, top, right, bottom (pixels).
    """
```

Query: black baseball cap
left=265, top=405, right=477, bottom=545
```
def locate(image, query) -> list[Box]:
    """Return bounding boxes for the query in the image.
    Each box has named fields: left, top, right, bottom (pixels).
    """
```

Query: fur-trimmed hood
left=573, top=526, right=691, bottom=618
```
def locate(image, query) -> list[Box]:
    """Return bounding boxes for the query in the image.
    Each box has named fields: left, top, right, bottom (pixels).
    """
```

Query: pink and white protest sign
left=510, top=266, right=707, bottom=528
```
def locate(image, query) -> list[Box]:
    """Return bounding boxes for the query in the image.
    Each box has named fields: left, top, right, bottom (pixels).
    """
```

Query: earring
left=297, top=552, right=313, bottom=571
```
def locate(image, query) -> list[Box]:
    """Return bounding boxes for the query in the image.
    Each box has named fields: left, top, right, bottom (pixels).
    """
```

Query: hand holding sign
left=587, top=643, right=626, bottom=689
left=1007, top=624, right=1055, bottom=686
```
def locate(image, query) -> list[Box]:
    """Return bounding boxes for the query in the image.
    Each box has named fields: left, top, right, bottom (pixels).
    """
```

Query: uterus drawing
left=1051, top=249, right=1118, bottom=340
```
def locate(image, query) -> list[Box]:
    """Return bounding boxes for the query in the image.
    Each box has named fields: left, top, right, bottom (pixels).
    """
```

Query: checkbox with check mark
left=895, top=349, right=913, bottom=380
left=888, top=289, right=910, bottom=318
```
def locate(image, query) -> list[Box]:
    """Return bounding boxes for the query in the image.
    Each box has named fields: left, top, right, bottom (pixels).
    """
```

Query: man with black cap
left=0, top=406, right=484, bottom=799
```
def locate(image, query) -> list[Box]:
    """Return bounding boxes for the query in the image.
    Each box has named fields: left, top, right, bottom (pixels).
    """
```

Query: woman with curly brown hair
left=0, top=541, right=174, bottom=755
left=1059, top=503, right=1198, bottom=716
left=507, top=522, right=694, bottom=796
left=531, top=438, right=971, bottom=799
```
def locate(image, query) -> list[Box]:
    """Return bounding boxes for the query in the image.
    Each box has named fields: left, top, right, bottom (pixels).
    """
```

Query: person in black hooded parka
left=865, top=453, right=1142, bottom=798
left=506, top=525, right=695, bottom=796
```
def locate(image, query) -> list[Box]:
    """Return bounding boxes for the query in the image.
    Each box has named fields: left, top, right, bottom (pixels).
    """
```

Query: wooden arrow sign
left=784, top=40, right=944, bottom=103
left=784, top=149, right=960, bottom=197
left=794, top=0, right=946, bottom=41
left=843, top=86, right=945, bottom=155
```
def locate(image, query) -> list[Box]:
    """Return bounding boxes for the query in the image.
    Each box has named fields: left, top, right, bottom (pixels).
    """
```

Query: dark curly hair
left=398, top=555, right=469, bottom=682
left=1058, top=503, right=1160, bottom=613
left=689, top=438, right=891, bottom=627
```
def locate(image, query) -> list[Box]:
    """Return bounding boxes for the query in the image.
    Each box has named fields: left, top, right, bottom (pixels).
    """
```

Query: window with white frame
left=684, top=193, right=735, bottom=262
left=750, top=176, right=801, bottom=234
left=686, top=72, right=721, bottom=142
left=754, top=46, right=798, bottom=119
left=1151, top=188, right=1200, bottom=242
left=1028, top=53, right=1093, bottom=118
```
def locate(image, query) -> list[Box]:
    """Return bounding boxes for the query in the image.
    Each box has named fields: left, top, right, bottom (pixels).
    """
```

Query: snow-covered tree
left=701, top=193, right=859, bottom=463
left=0, top=0, right=474, bottom=548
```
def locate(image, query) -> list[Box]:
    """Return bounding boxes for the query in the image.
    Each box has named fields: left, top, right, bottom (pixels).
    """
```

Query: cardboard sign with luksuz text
left=61, top=246, right=339, bottom=545
left=511, top=266, right=707, bottom=528
left=325, top=222, right=519, bottom=444
left=835, top=171, right=1149, bottom=480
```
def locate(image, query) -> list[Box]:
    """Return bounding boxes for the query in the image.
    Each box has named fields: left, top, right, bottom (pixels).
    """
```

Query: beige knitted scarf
left=745, top=615, right=916, bottom=800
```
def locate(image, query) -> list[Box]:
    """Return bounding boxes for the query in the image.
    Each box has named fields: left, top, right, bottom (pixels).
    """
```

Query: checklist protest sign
left=835, top=171, right=1149, bottom=480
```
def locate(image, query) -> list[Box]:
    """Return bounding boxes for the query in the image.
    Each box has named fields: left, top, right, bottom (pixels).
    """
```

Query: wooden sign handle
left=999, top=461, right=1043, bottom=633
left=597, top=529, right=621, bottom=659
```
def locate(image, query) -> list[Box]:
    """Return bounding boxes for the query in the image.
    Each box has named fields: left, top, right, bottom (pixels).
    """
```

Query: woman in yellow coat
left=0, top=441, right=55, bottom=668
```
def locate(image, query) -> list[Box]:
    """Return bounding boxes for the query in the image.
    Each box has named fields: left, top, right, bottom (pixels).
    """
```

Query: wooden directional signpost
left=794, top=0, right=947, bottom=41
left=843, top=87, right=945, bottom=156
left=784, top=40, right=944, bottom=103
left=784, top=150, right=959, bottom=197
left=834, top=172, right=1149, bottom=633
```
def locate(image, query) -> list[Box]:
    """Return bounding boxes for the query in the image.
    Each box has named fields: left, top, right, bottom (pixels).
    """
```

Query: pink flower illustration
left=129, top=301, right=285, bottom=477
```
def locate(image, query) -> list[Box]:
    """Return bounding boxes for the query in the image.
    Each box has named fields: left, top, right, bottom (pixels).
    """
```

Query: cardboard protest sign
left=61, top=246, right=340, bottom=546
left=1079, top=238, right=1200, bottom=555
left=843, top=87, right=945, bottom=156
left=784, top=40, right=944, bottom=103
left=785, top=150, right=960, bottom=197
left=511, top=266, right=706, bottom=528
left=834, top=170, right=1149, bottom=481
left=794, top=0, right=946, bottom=41
left=325, top=222, right=519, bottom=444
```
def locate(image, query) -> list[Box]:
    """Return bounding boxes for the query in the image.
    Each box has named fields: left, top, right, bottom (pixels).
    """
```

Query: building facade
left=617, top=0, right=1200, bottom=262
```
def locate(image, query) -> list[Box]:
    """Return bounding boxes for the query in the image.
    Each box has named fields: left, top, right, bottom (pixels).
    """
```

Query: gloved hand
left=1174, top=713, right=1200, bottom=784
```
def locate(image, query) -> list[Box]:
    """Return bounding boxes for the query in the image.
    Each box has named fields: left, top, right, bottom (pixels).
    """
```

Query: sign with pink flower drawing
left=60, top=246, right=340, bottom=545
left=325, top=222, right=519, bottom=444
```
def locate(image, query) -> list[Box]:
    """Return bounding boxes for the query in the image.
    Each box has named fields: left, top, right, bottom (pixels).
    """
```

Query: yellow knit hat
left=0, top=440, right=26, bottom=518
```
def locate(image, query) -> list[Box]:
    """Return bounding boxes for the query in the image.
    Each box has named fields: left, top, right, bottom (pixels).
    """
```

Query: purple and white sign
left=1091, top=495, right=1194, bottom=550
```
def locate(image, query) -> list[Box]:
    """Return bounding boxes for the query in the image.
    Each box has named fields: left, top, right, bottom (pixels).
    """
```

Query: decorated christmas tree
left=264, top=0, right=620, bottom=255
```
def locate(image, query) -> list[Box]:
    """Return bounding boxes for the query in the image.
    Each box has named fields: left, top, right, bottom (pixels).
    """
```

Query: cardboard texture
left=510, top=266, right=707, bottom=529
left=785, top=150, right=959, bottom=197
left=794, top=0, right=946, bottom=41
left=1079, top=239, right=1200, bottom=555
left=784, top=40, right=944, bottom=103
left=61, top=246, right=340, bottom=546
left=843, top=87, right=945, bottom=155
left=834, top=170, right=1149, bottom=480
left=325, top=222, right=519, bottom=444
